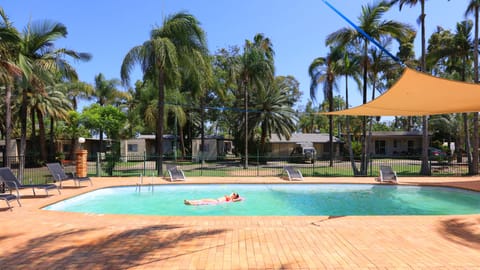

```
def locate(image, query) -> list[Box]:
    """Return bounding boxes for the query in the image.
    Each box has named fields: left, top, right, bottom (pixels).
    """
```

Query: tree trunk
left=179, top=125, right=186, bottom=159
left=360, top=42, right=368, bottom=176
left=49, top=116, right=55, bottom=162
left=244, top=83, right=249, bottom=169
left=344, top=74, right=359, bottom=175
left=4, top=85, right=12, bottom=167
left=463, top=113, right=473, bottom=174
left=19, top=91, right=28, bottom=183
left=156, top=71, right=165, bottom=176
left=37, top=109, right=47, bottom=162
left=200, top=98, right=205, bottom=165
left=472, top=6, right=479, bottom=175
left=419, top=1, right=431, bottom=175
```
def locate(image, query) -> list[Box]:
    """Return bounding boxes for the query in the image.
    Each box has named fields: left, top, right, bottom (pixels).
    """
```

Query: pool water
left=43, top=184, right=480, bottom=216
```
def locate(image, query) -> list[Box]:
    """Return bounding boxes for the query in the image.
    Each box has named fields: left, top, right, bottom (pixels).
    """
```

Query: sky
left=1, top=0, right=474, bottom=112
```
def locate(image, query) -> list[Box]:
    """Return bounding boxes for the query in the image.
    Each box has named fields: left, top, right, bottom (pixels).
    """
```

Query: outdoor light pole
left=78, top=137, right=86, bottom=149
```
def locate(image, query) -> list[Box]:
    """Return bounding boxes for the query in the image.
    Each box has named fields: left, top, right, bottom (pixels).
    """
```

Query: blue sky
left=1, top=0, right=473, bottom=111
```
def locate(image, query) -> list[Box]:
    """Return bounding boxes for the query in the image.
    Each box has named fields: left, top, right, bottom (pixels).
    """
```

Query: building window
left=393, top=139, right=398, bottom=148
left=375, top=140, right=386, bottom=155
left=128, top=144, right=138, bottom=152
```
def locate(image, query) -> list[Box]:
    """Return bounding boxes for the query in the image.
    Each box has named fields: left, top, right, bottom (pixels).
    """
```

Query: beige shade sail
left=323, top=68, right=480, bottom=116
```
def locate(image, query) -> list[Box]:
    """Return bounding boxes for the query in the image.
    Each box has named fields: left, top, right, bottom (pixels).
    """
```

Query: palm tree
left=16, top=20, right=90, bottom=180
left=121, top=12, right=209, bottom=175
left=427, top=20, right=476, bottom=174
left=466, top=0, right=480, bottom=175
left=391, top=0, right=453, bottom=175
left=0, top=8, right=22, bottom=166
left=250, top=77, right=297, bottom=160
left=326, top=1, right=414, bottom=175
left=334, top=48, right=362, bottom=174
left=228, top=34, right=275, bottom=168
left=93, top=73, right=129, bottom=153
left=309, top=46, right=342, bottom=167
left=30, top=85, right=71, bottom=161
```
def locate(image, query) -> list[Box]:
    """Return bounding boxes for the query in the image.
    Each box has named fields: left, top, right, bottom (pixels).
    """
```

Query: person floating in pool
left=184, top=192, right=241, bottom=205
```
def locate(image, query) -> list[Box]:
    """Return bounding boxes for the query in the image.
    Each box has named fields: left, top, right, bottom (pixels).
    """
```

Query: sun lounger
left=0, top=182, right=21, bottom=210
left=0, top=167, right=60, bottom=196
left=166, top=165, right=186, bottom=181
left=378, top=165, right=398, bottom=183
left=284, top=166, right=303, bottom=181
left=46, top=162, right=92, bottom=188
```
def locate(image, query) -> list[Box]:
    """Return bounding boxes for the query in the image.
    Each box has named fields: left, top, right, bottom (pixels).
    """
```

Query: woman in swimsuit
left=184, top=192, right=241, bottom=205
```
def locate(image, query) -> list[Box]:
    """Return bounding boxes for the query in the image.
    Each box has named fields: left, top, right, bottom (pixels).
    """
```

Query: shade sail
left=324, top=68, right=480, bottom=116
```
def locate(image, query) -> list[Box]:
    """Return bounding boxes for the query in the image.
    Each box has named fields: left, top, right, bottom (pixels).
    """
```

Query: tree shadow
left=438, top=217, right=480, bottom=249
left=1, top=224, right=228, bottom=269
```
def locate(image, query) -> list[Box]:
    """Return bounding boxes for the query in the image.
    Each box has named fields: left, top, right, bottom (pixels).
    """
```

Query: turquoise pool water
left=43, top=184, right=480, bottom=216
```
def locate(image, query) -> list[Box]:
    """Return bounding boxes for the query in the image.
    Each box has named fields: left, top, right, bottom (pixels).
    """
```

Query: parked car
left=289, top=145, right=316, bottom=164
left=428, top=147, right=447, bottom=161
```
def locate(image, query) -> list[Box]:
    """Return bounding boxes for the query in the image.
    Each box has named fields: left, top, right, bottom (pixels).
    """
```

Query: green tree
left=235, top=34, right=275, bottom=168
left=93, top=73, right=130, bottom=152
left=309, top=46, right=342, bottom=167
left=391, top=0, right=453, bottom=176
left=0, top=8, right=22, bottom=166
left=81, top=104, right=127, bottom=140
left=427, top=20, right=476, bottom=173
left=121, top=12, right=209, bottom=175
left=16, top=19, right=90, bottom=180
left=326, top=0, right=414, bottom=175
left=250, top=77, right=297, bottom=159
left=466, top=0, right=480, bottom=175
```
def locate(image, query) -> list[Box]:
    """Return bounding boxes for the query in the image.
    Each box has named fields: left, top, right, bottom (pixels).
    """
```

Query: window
left=393, top=139, right=398, bottom=148
left=128, top=144, right=138, bottom=152
left=375, top=140, right=386, bottom=155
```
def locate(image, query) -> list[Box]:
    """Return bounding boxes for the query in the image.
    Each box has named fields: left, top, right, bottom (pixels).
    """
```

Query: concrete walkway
left=1, top=176, right=479, bottom=269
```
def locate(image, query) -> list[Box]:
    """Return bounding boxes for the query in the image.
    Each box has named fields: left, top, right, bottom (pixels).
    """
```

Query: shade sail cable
left=321, top=0, right=403, bottom=66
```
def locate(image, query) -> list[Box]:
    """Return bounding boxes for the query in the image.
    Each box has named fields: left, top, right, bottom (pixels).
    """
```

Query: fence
left=1, top=153, right=469, bottom=185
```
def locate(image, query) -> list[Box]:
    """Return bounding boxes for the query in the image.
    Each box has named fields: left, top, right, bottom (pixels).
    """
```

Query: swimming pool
left=43, top=184, right=480, bottom=216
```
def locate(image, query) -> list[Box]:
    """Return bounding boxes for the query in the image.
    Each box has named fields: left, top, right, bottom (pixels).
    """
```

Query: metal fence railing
left=0, top=153, right=469, bottom=185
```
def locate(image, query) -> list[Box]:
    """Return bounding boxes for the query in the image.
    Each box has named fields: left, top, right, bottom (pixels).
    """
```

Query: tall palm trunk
left=473, top=5, right=479, bottom=175
left=49, top=116, right=55, bottom=162
left=360, top=41, right=368, bottom=176
left=328, top=77, right=334, bottom=167
left=344, top=74, right=359, bottom=175
left=244, top=82, right=249, bottom=169
left=200, top=98, right=205, bottom=165
left=463, top=113, right=473, bottom=172
left=420, top=0, right=431, bottom=175
left=19, top=91, right=28, bottom=183
left=37, top=109, right=47, bottom=162
left=156, top=71, right=165, bottom=176
left=4, top=85, right=12, bottom=167
left=179, top=125, right=186, bottom=159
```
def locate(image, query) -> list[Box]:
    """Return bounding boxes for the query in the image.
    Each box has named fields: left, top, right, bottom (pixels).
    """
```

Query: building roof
left=370, top=131, right=423, bottom=137
left=137, top=134, right=177, bottom=140
left=269, top=133, right=341, bottom=143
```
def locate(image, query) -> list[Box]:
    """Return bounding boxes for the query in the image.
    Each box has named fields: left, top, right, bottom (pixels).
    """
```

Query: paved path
left=1, top=176, right=479, bottom=269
